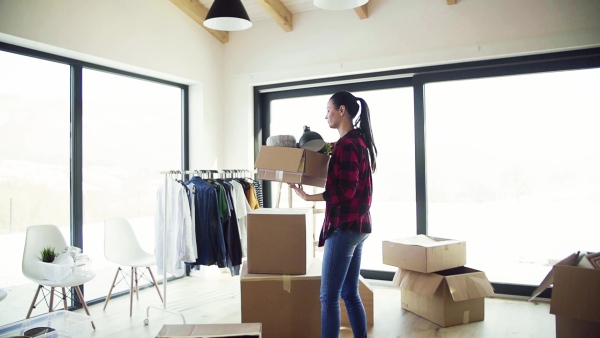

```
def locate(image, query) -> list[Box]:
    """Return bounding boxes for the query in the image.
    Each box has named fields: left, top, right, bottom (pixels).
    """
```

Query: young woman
left=289, top=90, right=377, bottom=338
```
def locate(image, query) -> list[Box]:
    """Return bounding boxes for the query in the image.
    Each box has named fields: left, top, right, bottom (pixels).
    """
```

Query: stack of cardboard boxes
left=240, top=208, right=320, bottom=338
left=241, top=146, right=327, bottom=338
left=529, top=251, right=600, bottom=338
left=382, top=235, right=495, bottom=327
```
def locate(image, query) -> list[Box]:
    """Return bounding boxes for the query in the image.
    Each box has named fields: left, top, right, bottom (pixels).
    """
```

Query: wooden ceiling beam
left=256, top=0, right=293, bottom=32
left=169, top=0, right=229, bottom=44
left=354, top=4, right=368, bottom=20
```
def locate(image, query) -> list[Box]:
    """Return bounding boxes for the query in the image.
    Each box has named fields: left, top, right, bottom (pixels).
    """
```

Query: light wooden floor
left=2, top=271, right=555, bottom=338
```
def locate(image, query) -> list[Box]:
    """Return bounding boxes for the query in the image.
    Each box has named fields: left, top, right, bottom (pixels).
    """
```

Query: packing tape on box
left=463, top=310, right=470, bottom=324
left=276, top=170, right=284, bottom=181
left=283, top=275, right=291, bottom=293
left=243, top=275, right=320, bottom=293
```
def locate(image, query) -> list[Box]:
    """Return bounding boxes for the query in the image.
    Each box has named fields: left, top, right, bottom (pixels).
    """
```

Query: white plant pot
left=37, top=261, right=72, bottom=282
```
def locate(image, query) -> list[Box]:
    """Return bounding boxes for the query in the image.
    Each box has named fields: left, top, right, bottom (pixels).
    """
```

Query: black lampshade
left=298, top=126, right=325, bottom=152
left=204, top=0, right=252, bottom=31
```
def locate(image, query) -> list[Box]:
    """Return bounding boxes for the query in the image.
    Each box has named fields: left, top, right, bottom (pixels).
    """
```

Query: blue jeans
left=321, top=228, right=369, bottom=338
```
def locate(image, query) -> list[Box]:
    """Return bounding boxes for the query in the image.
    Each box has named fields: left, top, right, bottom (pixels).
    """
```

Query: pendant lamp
left=314, top=0, right=368, bottom=10
left=204, top=0, right=252, bottom=31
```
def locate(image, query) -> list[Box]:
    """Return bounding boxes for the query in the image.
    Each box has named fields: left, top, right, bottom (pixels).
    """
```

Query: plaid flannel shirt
left=319, top=129, right=372, bottom=247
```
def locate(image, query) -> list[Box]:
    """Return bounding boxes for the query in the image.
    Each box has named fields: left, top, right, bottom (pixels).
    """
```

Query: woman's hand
left=288, top=183, right=308, bottom=201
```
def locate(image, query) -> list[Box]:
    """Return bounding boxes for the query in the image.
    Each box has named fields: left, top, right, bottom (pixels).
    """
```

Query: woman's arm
left=288, top=183, right=325, bottom=202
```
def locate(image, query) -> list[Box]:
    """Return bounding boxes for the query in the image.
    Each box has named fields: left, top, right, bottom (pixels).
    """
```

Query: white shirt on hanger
left=230, top=179, right=252, bottom=257
left=155, top=177, right=196, bottom=277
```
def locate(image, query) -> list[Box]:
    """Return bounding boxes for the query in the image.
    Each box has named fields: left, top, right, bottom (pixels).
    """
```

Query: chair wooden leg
left=62, top=288, right=68, bottom=310
left=135, top=267, right=140, bottom=301
left=103, top=267, right=121, bottom=310
left=129, top=267, right=134, bottom=317
left=49, top=287, right=55, bottom=313
left=26, top=285, right=43, bottom=319
left=147, top=267, right=163, bottom=303
left=74, top=286, right=95, bottom=330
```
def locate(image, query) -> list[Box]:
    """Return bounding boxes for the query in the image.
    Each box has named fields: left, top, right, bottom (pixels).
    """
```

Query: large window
left=425, top=68, right=600, bottom=285
left=0, top=44, right=186, bottom=325
left=0, top=51, right=71, bottom=320
left=257, top=48, right=600, bottom=295
left=268, top=88, right=415, bottom=271
left=82, top=69, right=182, bottom=301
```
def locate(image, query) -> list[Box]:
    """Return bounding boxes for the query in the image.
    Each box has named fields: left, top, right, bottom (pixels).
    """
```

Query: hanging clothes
left=184, top=182, right=199, bottom=260
left=241, top=179, right=260, bottom=210
left=185, top=176, right=227, bottom=268
left=229, top=179, right=252, bottom=257
left=251, top=179, right=264, bottom=208
left=155, top=177, right=197, bottom=278
left=216, top=179, right=243, bottom=275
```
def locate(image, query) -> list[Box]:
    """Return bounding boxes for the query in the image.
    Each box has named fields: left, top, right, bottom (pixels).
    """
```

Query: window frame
left=0, top=41, right=189, bottom=306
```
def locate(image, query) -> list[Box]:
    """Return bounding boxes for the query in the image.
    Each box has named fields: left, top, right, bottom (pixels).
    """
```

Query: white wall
left=0, top=0, right=225, bottom=169
left=0, top=0, right=599, bottom=170
left=221, top=0, right=600, bottom=169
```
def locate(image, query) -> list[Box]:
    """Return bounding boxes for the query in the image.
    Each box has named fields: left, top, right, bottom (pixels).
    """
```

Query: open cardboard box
left=156, top=323, right=262, bottom=337
left=530, top=251, right=600, bottom=338
left=382, top=235, right=466, bottom=273
left=254, top=146, right=330, bottom=188
left=393, top=266, right=494, bottom=327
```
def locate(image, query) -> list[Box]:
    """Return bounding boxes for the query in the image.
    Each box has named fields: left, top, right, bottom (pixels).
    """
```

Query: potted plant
left=39, top=246, right=57, bottom=263
left=37, top=246, right=72, bottom=281
left=320, top=142, right=333, bottom=156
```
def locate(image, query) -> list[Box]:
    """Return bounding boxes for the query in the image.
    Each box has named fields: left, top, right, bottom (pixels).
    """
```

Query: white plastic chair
left=22, top=224, right=96, bottom=329
left=103, top=217, right=162, bottom=316
left=0, top=288, right=7, bottom=302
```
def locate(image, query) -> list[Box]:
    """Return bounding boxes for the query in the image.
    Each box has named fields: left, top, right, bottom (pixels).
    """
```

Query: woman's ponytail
left=357, top=98, right=377, bottom=172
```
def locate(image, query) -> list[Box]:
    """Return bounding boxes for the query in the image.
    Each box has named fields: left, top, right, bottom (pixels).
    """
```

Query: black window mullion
left=413, top=77, right=427, bottom=235
left=182, top=86, right=189, bottom=175
left=70, top=65, right=83, bottom=249
left=258, top=91, right=271, bottom=207
left=69, top=64, right=83, bottom=309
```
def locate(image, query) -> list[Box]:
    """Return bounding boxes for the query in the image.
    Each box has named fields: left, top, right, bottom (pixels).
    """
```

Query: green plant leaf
left=39, top=246, right=57, bottom=263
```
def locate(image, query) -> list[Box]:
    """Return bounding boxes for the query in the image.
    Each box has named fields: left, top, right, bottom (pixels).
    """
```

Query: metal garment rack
left=144, top=169, right=255, bottom=325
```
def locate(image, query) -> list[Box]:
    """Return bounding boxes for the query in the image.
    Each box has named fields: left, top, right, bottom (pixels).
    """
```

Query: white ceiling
left=198, top=0, right=318, bottom=22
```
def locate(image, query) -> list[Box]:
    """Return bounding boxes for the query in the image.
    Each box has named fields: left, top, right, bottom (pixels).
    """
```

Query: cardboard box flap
left=303, top=150, right=329, bottom=177
left=443, top=269, right=495, bottom=302
left=529, top=251, right=580, bottom=301
left=249, top=208, right=310, bottom=216
left=241, top=258, right=322, bottom=280
left=255, top=146, right=304, bottom=172
left=390, top=234, right=464, bottom=248
left=576, top=251, right=600, bottom=269
left=396, top=268, right=445, bottom=298
left=550, top=265, right=600, bottom=323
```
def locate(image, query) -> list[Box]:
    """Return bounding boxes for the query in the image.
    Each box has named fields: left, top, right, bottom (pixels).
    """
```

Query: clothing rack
left=145, top=169, right=257, bottom=325
left=187, top=169, right=255, bottom=178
